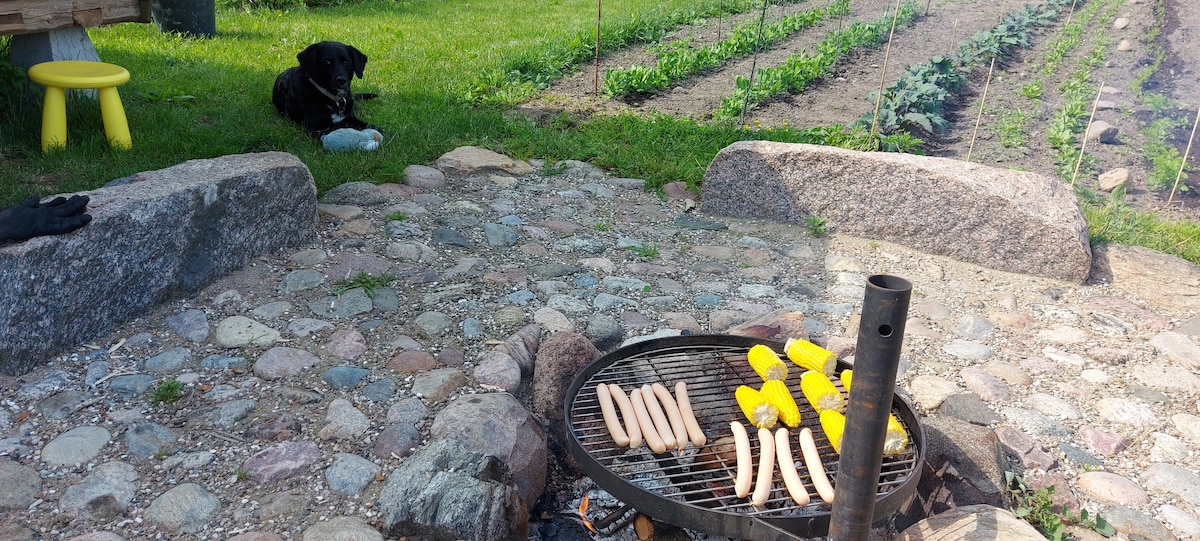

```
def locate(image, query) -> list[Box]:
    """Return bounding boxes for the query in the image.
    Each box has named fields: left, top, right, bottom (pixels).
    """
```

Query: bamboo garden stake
left=870, top=0, right=905, bottom=136
left=738, top=0, right=773, bottom=122
left=1070, top=82, right=1106, bottom=186
left=593, top=0, right=602, bottom=95
left=1063, top=0, right=1079, bottom=27
left=966, top=56, right=997, bottom=163
left=1166, top=104, right=1200, bottom=206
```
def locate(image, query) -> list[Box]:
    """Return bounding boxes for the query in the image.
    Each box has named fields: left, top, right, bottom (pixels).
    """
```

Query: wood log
left=1, top=0, right=150, bottom=36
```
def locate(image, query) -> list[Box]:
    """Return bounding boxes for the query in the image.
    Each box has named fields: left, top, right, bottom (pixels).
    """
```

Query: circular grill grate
left=565, top=335, right=924, bottom=539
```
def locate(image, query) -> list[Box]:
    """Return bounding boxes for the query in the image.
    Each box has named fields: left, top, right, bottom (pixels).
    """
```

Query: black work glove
left=0, top=194, right=93, bottom=243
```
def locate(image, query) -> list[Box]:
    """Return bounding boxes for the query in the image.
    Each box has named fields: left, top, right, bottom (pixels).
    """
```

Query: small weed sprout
left=149, top=379, right=184, bottom=405
left=804, top=215, right=827, bottom=236
left=235, top=467, right=251, bottom=482
left=1005, top=471, right=1115, bottom=540
left=594, top=222, right=612, bottom=231
left=332, top=271, right=396, bottom=298
left=386, top=211, right=408, bottom=222
left=627, top=244, right=659, bottom=258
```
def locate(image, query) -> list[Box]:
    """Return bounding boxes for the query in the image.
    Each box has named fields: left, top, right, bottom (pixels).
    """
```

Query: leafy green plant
left=235, top=467, right=251, bottom=482
left=714, top=1, right=920, bottom=120
left=332, top=271, right=396, bottom=297
left=1143, top=117, right=1190, bottom=192
left=994, top=108, right=1031, bottom=148
left=593, top=222, right=612, bottom=231
left=605, top=0, right=849, bottom=97
left=1019, top=80, right=1044, bottom=99
left=149, top=379, right=184, bottom=405
left=627, top=244, right=659, bottom=258
left=1005, top=471, right=1115, bottom=540
left=804, top=215, right=827, bottom=236
left=386, top=211, right=408, bottom=222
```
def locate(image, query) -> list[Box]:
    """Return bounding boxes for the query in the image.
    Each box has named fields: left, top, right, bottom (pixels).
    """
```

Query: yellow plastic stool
left=27, top=61, right=132, bottom=152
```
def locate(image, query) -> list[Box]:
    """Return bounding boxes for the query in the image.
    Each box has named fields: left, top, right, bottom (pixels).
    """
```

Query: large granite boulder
left=377, top=439, right=527, bottom=541
left=700, top=142, right=1091, bottom=282
left=0, top=152, right=317, bottom=375
left=429, top=392, right=547, bottom=508
left=1092, top=243, right=1200, bottom=311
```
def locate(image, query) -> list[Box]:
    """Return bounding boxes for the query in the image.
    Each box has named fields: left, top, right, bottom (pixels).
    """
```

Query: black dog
left=272, top=41, right=377, bottom=138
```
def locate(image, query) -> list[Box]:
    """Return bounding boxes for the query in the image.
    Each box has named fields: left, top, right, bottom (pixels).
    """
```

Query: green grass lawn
left=1, top=0, right=1198, bottom=263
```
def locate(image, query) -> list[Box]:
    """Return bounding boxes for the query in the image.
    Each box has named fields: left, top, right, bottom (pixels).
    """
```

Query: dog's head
left=297, top=41, right=367, bottom=97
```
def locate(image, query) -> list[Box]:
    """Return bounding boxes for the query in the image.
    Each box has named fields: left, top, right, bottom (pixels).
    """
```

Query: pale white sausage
left=596, top=383, right=629, bottom=447
left=641, top=384, right=678, bottom=450
left=674, top=381, right=706, bottom=447
left=651, top=382, right=689, bottom=450
left=774, top=428, right=810, bottom=506
left=799, top=427, right=835, bottom=504
left=751, top=427, right=776, bottom=506
left=607, top=384, right=642, bottom=449
left=631, top=387, right=667, bottom=454
left=731, top=421, right=753, bottom=498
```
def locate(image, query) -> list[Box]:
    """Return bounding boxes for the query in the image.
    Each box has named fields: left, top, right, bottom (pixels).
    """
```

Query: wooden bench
left=2, top=0, right=151, bottom=68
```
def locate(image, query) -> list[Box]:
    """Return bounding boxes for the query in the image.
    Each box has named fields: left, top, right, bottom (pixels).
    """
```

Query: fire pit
left=564, top=334, right=925, bottom=540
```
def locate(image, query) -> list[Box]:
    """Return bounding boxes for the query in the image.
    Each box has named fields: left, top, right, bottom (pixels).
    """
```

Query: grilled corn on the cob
left=747, top=344, right=789, bottom=381
left=839, top=369, right=853, bottom=393
left=884, top=413, right=908, bottom=455
left=800, top=370, right=844, bottom=413
left=760, top=379, right=801, bottom=428
left=784, top=338, right=836, bottom=375
left=819, top=409, right=846, bottom=454
left=735, top=385, right=778, bottom=429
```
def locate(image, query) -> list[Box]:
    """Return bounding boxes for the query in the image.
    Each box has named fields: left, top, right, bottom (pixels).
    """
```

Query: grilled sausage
left=674, top=381, right=707, bottom=447
left=651, top=382, right=689, bottom=450
left=799, top=427, right=835, bottom=504
left=641, top=384, right=677, bottom=450
left=631, top=387, right=667, bottom=454
left=607, top=384, right=642, bottom=449
left=751, top=427, right=776, bottom=506
left=731, top=421, right=753, bottom=498
left=775, top=428, right=810, bottom=506
left=596, top=383, right=629, bottom=447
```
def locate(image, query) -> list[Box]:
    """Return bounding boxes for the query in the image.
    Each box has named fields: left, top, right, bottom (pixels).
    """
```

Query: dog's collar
left=307, top=78, right=347, bottom=108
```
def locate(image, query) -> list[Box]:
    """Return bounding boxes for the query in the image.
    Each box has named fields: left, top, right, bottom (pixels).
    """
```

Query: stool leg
left=98, top=87, right=132, bottom=150
left=41, top=86, right=68, bottom=152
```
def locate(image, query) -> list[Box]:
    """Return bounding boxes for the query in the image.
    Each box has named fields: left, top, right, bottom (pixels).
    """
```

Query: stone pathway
left=1, top=146, right=1199, bottom=540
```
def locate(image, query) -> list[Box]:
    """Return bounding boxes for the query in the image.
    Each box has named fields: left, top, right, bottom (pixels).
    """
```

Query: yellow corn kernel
left=800, top=370, right=844, bottom=413
left=760, top=379, right=801, bottom=428
left=884, top=413, right=908, bottom=455
left=747, top=344, right=789, bottom=381
left=784, top=338, right=836, bottom=376
left=839, top=369, right=853, bottom=393
left=735, top=385, right=778, bottom=429
left=820, top=409, right=846, bottom=454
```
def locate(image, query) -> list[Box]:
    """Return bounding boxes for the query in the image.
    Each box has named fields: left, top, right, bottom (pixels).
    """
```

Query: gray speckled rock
left=0, top=460, right=41, bottom=511
left=144, top=483, right=220, bottom=533
left=701, top=142, right=1090, bottom=282
left=59, top=461, right=137, bottom=519
left=42, top=426, right=112, bottom=467
left=0, top=152, right=316, bottom=375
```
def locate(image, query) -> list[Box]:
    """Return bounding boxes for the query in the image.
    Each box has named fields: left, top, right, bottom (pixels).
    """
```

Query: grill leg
left=829, top=275, right=911, bottom=541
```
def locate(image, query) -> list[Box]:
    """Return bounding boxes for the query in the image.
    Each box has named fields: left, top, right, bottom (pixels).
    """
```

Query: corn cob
left=819, top=409, right=846, bottom=454
left=747, top=344, right=789, bottom=381
left=735, top=385, right=778, bottom=429
left=839, top=369, right=853, bottom=393
left=800, top=370, right=844, bottom=413
left=760, top=379, right=801, bottom=428
left=784, top=338, right=836, bottom=376
left=884, top=413, right=908, bottom=455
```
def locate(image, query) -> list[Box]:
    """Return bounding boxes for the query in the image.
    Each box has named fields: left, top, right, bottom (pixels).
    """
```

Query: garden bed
left=531, top=0, right=1200, bottom=222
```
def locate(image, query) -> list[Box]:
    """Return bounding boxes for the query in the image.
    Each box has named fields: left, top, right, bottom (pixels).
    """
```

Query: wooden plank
left=0, top=0, right=149, bottom=35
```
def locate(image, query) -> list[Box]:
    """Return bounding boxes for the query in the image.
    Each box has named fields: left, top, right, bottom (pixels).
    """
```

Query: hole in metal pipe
left=878, top=324, right=893, bottom=337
